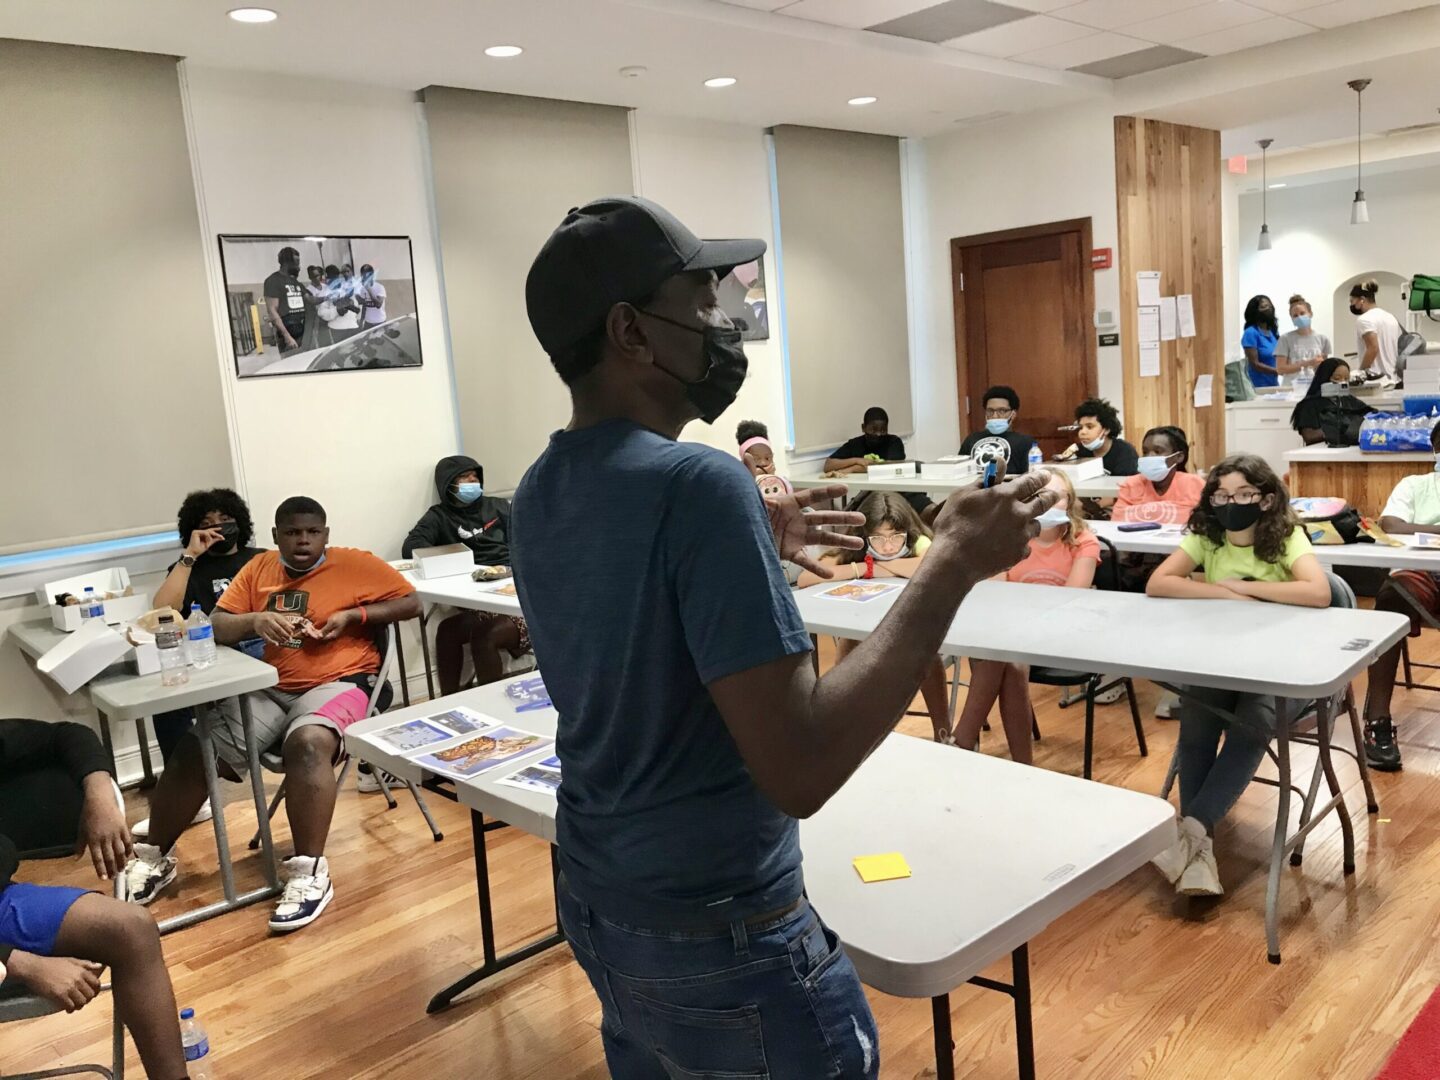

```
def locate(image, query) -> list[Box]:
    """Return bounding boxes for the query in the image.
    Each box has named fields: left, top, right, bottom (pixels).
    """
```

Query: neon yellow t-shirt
left=1178, top=526, right=1313, bottom=584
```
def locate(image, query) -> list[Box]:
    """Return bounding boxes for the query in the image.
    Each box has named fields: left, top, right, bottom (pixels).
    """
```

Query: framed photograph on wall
left=217, top=234, right=423, bottom=378
left=718, top=258, right=768, bottom=341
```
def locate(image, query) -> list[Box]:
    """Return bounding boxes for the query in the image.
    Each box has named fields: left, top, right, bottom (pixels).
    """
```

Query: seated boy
left=824, top=405, right=929, bottom=516
left=403, top=455, right=531, bottom=694
left=1360, top=425, right=1440, bottom=772
left=958, top=385, right=1037, bottom=476
left=123, top=496, right=420, bottom=932
left=0, top=719, right=186, bottom=1080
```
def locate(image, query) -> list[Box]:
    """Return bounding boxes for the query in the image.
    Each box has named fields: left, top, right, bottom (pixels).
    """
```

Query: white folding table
left=789, top=471, right=1121, bottom=501
left=8, top=619, right=283, bottom=930
left=1090, top=519, right=1440, bottom=572
left=399, top=570, right=524, bottom=698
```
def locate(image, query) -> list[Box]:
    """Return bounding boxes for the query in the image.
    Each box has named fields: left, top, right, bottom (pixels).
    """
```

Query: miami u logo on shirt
left=266, top=590, right=309, bottom=649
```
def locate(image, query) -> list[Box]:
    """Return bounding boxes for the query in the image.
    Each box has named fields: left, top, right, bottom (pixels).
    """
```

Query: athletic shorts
left=1383, top=571, right=1440, bottom=637
left=0, top=883, right=89, bottom=956
left=208, top=680, right=372, bottom=776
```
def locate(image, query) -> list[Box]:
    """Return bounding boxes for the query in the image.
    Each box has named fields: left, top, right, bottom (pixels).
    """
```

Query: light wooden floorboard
left=10, top=632, right=1440, bottom=1078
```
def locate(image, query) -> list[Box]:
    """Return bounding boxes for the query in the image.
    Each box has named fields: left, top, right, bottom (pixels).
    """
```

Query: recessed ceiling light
left=484, top=45, right=523, bottom=58
left=227, top=7, right=277, bottom=22
left=1268, top=182, right=1287, bottom=189
left=704, top=76, right=737, bottom=89
left=848, top=96, right=877, bottom=106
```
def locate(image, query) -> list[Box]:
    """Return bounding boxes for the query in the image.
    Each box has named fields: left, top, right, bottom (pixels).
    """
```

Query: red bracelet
left=358, top=605, right=368, bottom=625
left=863, top=554, right=875, bottom=580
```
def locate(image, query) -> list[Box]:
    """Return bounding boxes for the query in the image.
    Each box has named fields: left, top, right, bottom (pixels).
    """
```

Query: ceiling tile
left=942, top=13, right=1097, bottom=55
left=1072, top=42, right=1204, bottom=76
left=1177, top=13, right=1313, bottom=54
left=717, top=0, right=796, bottom=10
left=1047, top=0, right=1210, bottom=30
left=773, top=0, right=943, bottom=30
left=996, top=0, right=1083, bottom=10
left=868, top=0, right=1032, bottom=42
left=1011, top=29, right=1149, bottom=66
left=1239, top=0, right=1327, bottom=13
left=1295, top=0, right=1439, bottom=29
left=1124, top=0, right=1269, bottom=44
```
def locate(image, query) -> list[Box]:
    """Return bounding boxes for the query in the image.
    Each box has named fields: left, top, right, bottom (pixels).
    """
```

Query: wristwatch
left=178, top=555, right=196, bottom=568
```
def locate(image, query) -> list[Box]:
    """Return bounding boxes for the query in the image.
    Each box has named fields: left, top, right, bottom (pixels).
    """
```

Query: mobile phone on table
left=1117, top=521, right=1162, bottom=532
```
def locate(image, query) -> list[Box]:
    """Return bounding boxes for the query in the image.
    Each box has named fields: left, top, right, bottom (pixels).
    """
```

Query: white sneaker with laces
left=1093, top=678, right=1126, bottom=705
left=1151, top=815, right=1203, bottom=885
left=121, top=843, right=178, bottom=906
left=133, top=800, right=212, bottom=841
left=269, top=856, right=334, bottom=933
left=355, top=766, right=398, bottom=794
left=1178, top=830, right=1223, bottom=897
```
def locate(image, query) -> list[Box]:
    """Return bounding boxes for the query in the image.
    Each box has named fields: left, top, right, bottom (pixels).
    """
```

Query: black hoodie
left=403, top=455, right=514, bottom=565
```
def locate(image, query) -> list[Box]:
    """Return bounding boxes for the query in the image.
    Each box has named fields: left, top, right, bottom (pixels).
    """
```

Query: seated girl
left=795, top=492, right=953, bottom=743
left=1289, top=358, right=1368, bottom=447
left=1146, top=454, right=1328, bottom=898
left=736, top=419, right=792, bottom=497
left=1112, top=426, right=1204, bottom=525
left=951, top=469, right=1099, bottom=765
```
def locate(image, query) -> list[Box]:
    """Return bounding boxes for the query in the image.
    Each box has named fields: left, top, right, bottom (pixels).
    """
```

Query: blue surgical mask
left=985, top=417, right=1011, bottom=435
left=1082, top=436, right=1106, bottom=452
left=279, top=552, right=326, bottom=574
left=1137, top=455, right=1175, bottom=483
left=1294, top=315, right=1312, bottom=330
left=868, top=543, right=911, bottom=562
left=1036, top=508, right=1070, bottom=529
left=455, top=482, right=483, bottom=505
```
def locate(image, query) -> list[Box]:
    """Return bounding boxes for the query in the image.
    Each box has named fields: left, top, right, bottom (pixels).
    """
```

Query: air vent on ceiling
left=954, top=110, right=1011, bottom=127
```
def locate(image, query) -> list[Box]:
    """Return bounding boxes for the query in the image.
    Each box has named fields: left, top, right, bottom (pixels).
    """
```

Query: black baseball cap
left=526, top=195, right=766, bottom=357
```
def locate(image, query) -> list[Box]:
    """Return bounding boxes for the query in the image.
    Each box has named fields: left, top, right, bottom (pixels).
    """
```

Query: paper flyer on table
left=368, top=717, right=456, bottom=753
left=427, top=706, right=499, bottom=737
left=1137, top=271, right=1161, bottom=307
left=412, top=727, right=553, bottom=780
left=490, top=582, right=518, bottom=596
left=1138, top=306, right=1161, bottom=345
left=821, top=582, right=900, bottom=603
left=1159, top=297, right=1177, bottom=341
left=1140, top=343, right=1161, bottom=377
left=497, top=754, right=562, bottom=797
left=1177, top=294, right=1196, bottom=338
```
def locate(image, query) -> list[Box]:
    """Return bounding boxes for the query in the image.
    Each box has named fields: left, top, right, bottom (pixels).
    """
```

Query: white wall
left=185, top=65, right=458, bottom=556
left=630, top=112, right=791, bottom=471
left=913, top=101, right=1124, bottom=460
left=1238, top=163, right=1439, bottom=359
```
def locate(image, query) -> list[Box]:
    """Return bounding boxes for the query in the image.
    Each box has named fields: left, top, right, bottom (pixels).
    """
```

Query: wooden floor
left=12, top=632, right=1440, bottom=1079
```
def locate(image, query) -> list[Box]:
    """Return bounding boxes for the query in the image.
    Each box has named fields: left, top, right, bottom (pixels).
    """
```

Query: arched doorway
left=1333, top=271, right=1408, bottom=361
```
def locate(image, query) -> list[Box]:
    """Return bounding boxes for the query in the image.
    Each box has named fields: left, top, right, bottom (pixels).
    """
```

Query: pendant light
left=1349, top=78, right=1371, bottom=224
left=1257, top=138, right=1273, bottom=250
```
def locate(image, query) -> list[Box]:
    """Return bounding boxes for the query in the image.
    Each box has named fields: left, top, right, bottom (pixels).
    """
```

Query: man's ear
left=606, top=303, right=650, bottom=366
left=271, top=527, right=279, bottom=545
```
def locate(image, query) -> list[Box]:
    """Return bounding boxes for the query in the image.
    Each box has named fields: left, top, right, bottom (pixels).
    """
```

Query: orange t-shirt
left=1006, top=529, right=1101, bottom=587
left=1112, top=471, right=1205, bottom=525
left=216, top=547, right=414, bottom=691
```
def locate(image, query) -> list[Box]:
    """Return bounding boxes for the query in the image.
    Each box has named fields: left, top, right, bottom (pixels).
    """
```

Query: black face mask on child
left=1214, top=502, right=1263, bottom=532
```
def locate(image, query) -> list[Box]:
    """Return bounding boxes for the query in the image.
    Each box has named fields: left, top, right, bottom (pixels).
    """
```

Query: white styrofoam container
left=1048, top=458, right=1105, bottom=482
left=920, top=462, right=977, bottom=480
left=412, top=544, right=476, bottom=580
left=866, top=461, right=919, bottom=480
left=39, top=567, right=149, bottom=631
left=128, top=640, right=160, bottom=677
left=51, top=594, right=150, bottom=632
left=36, top=619, right=131, bottom=695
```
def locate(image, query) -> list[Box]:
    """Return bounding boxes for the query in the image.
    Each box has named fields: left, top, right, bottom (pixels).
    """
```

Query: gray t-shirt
left=1276, top=329, right=1332, bottom=384
left=512, top=420, right=811, bottom=928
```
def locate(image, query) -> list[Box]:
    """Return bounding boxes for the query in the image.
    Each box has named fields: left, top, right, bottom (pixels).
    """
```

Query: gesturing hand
left=184, top=527, right=225, bottom=559
left=316, top=608, right=362, bottom=641
left=764, top=486, right=865, bottom=580
left=254, top=611, right=301, bottom=647
left=930, top=471, right=1060, bottom=581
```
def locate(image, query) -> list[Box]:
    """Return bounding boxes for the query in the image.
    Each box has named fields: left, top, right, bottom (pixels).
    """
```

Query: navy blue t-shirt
left=511, top=420, right=812, bottom=928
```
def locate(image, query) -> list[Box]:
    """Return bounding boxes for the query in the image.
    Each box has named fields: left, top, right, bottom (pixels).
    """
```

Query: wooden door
left=951, top=220, right=1096, bottom=460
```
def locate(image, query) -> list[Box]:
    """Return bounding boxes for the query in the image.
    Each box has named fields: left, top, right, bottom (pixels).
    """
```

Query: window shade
left=770, top=126, right=911, bottom=456
left=0, top=40, right=233, bottom=554
left=422, top=88, right=633, bottom=492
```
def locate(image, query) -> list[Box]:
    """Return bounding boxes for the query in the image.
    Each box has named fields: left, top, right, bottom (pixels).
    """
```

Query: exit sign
left=1091, top=248, right=1113, bottom=270
left=1227, top=155, right=1248, bottom=174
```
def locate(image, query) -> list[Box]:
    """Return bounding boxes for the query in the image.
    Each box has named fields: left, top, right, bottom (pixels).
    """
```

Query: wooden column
left=1114, top=117, right=1225, bottom=470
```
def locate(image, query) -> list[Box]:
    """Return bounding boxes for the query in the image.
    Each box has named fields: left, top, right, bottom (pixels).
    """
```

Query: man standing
left=263, top=246, right=311, bottom=355
left=513, top=196, right=1054, bottom=1078
left=356, top=263, right=387, bottom=326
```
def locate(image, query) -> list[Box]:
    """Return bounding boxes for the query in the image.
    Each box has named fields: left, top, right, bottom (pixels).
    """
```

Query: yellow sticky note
left=853, top=853, right=911, bottom=883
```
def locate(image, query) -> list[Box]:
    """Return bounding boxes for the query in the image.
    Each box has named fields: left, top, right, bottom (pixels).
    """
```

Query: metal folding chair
left=248, top=623, right=443, bottom=848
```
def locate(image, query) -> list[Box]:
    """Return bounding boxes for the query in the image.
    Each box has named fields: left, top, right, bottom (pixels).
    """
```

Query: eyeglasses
left=867, top=532, right=907, bottom=552
left=983, top=408, right=1014, bottom=419
left=1209, top=490, right=1264, bottom=507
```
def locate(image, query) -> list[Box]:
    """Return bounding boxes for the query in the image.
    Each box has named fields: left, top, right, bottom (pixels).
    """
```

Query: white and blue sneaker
left=269, top=856, right=334, bottom=933
left=121, top=843, right=178, bottom=906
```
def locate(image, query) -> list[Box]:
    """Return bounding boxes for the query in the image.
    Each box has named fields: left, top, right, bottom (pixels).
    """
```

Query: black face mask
left=1214, top=502, right=1263, bottom=532
left=1349, top=302, right=1364, bottom=315
left=863, top=434, right=886, bottom=450
left=216, top=521, right=240, bottom=545
left=641, top=311, right=748, bottom=425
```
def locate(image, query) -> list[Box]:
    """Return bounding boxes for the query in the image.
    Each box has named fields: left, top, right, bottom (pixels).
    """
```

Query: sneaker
left=1093, top=679, right=1126, bottom=705
left=1151, top=815, right=1203, bottom=885
left=355, top=766, right=398, bottom=794
left=132, top=799, right=212, bottom=841
left=1177, top=831, right=1223, bottom=897
left=269, top=856, right=334, bottom=933
left=1155, top=692, right=1180, bottom=720
left=1364, top=718, right=1403, bottom=772
left=121, top=843, right=177, bottom=906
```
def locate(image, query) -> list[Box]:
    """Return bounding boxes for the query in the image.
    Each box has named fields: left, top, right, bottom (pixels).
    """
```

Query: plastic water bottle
left=180, top=1007, right=213, bottom=1079
left=156, top=615, right=189, bottom=688
left=1027, top=443, right=1044, bottom=472
left=185, top=603, right=217, bottom=669
left=1293, top=366, right=1313, bottom=398
left=78, top=587, right=105, bottom=624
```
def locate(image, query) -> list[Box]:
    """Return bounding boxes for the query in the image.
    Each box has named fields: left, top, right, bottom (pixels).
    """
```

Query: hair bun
left=1288, top=293, right=1306, bottom=306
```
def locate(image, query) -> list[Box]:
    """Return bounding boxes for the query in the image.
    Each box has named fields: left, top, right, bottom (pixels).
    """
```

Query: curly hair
left=1186, top=454, right=1298, bottom=563
left=735, top=419, right=769, bottom=444
left=1075, top=397, right=1122, bottom=438
left=837, top=492, right=931, bottom=565
left=177, top=488, right=254, bottom=549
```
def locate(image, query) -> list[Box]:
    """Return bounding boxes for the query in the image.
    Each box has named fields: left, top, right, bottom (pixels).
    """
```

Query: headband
left=739, top=436, right=772, bottom=457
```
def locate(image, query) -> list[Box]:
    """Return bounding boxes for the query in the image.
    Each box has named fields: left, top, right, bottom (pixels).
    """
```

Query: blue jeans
left=1178, top=686, right=1276, bottom=831
left=559, top=883, right=878, bottom=1079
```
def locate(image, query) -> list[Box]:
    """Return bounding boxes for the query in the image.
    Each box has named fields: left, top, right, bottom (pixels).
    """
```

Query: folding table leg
left=418, top=607, right=436, bottom=701
left=930, top=994, right=954, bottom=1080
left=1345, top=689, right=1379, bottom=814
left=1265, top=701, right=1292, bottom=965
left=1013, top=944, right=1036, bottom=1080
left=1315, top=701, right=1356, bottom=875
